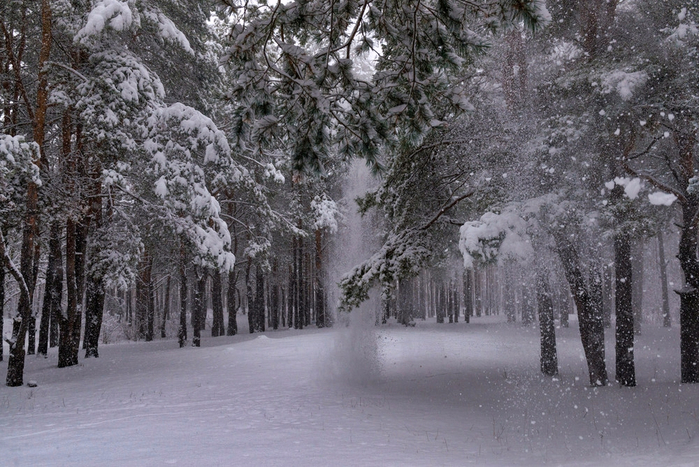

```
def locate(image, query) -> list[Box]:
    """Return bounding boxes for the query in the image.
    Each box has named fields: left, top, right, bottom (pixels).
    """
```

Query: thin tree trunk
left=272, top=259, right=279, bottom=330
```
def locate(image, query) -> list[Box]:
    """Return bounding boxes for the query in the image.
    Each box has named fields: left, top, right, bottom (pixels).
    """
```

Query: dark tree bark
left=84, top=174, right=105, bottom=357
left=271, top=259, right=280, bottom=330
left=602, top=263, right=613, bottom=328
left=631, top=240, right=644, bottom=335
left=677, top=197, right=699, bottom=383
left=537, top=271, right=558, bottom=376
left=161, top=275, right=171, bottom=338
left=463, top=270, right=472, bottom=324
left=226, top=271, right=238, bottom=336
left=211, top=271, right=224, bottom=337
left=246, top=259, right=254, bottom=333
left=136, top=252, right=153, bottom=340
left=0, top=246, right=4, bottom=362
left=178, top=247, right=188, bottom=347
left=554, top=231, right=608, bottom=386
left=474, top=269, right=482, bottom=317
left=58, top=217, right=80, bottom=368
left=436, top=283, right=445, bottom=324
left=657, top=230, right=671, bottom=327
left=255, top=265, right=265, bottom=332
left=192, top=269, right=206, bottom=347
left=614, top=226, right=636, bottom=386
left=38, top=222, right=62, bottom=356
left=297, top=233, right=305, bottom=329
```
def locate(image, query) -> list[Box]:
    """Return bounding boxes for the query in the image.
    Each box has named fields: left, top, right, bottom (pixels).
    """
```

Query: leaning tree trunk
left=537, top=270, right=558, bottom=376
left=554, top=231, right=608, bottom=386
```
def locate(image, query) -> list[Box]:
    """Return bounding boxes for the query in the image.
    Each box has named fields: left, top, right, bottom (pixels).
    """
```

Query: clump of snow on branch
left=459, top=209, right=534, bottom=269
left=0, top=135, right=41, bottom=190
left=665, top=7, right=698, bottom=43
left=600, top=71, right=648, bottom=101
left=311, top=195, right=340, bottom=233
left=143, top=10, right=194, bottom=55
left=648, top=191, right=678, bottom=206
left=605, top=177, right=643, bottom=199
left=75, top=0, right=135, bottom=43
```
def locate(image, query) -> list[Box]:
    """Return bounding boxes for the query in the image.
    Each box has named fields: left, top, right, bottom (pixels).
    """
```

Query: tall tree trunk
left=537, top=270, right=558, bottom=376
left=83, top=175, right=105, bottom=357
left=38, top=222, right=61, bottom=356
left=554, top=231, right=608, bottom=386
left=59, top=217, right=79, bottom=368
left=211, top=271, right=224, bottom=337
left=657, top=230, right=671, bottom=327
left=615, top=227, right=635, bottom=386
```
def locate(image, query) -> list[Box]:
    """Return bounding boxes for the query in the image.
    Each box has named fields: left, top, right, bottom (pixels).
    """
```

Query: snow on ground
left=1, top=316, right=699, bottom=466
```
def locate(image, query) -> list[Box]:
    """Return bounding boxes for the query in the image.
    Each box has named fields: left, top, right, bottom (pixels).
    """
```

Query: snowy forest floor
left=2, top=315, right=699, bottom=466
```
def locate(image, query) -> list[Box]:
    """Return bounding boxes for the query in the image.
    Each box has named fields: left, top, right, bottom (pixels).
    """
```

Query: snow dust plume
left=321, top=160, right=383, bottom=385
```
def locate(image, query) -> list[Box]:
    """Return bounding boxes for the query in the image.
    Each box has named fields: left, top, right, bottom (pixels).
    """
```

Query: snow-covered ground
left=1, top=316, right=699, bottom=466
